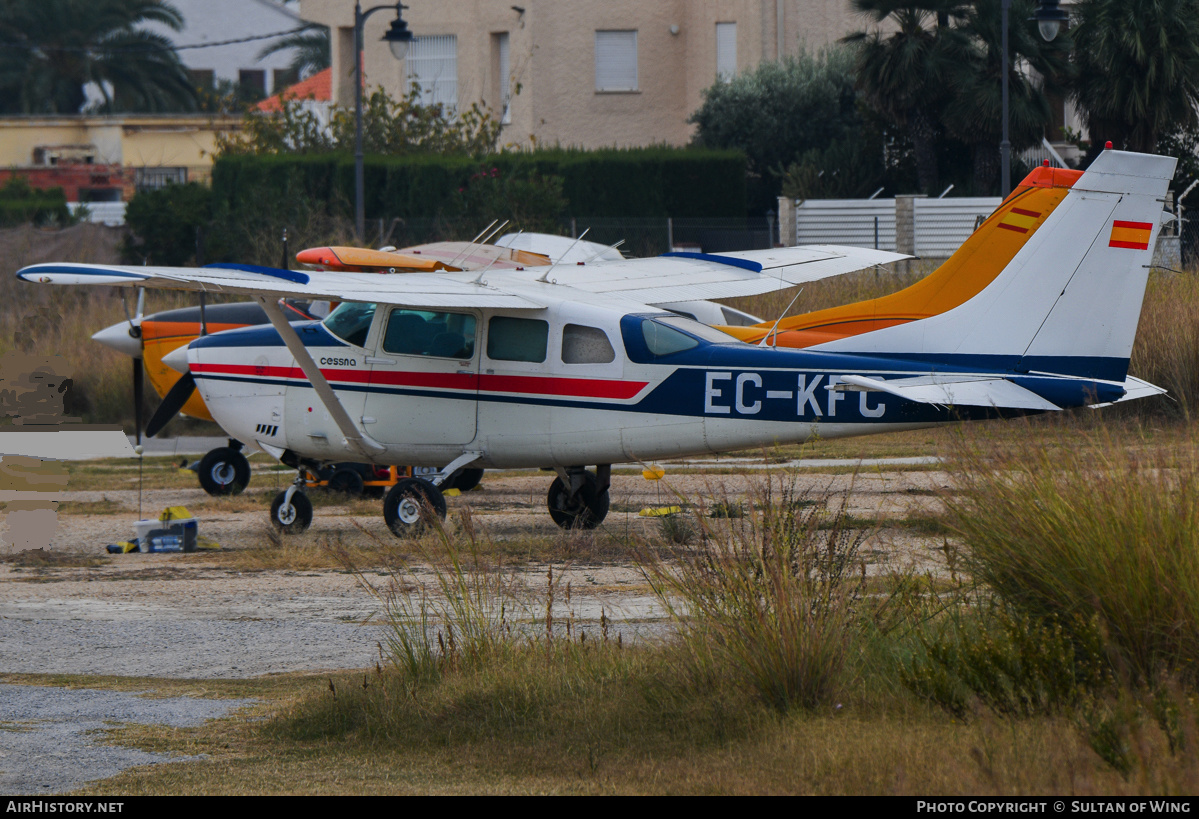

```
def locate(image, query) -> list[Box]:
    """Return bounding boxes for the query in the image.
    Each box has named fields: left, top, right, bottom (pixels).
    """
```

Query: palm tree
left=0, top=0, right=197, bottom=114
left=1071, top=0, right=1199, bottom=156
left=257, top=25, right=330, bottom=81
left=940, top=0, right=1073, bottom=193
left=845, top=1, right=972, bottom=193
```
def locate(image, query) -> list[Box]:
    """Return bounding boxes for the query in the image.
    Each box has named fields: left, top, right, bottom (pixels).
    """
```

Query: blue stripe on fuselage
left=188, top=321, right=348, bottom=349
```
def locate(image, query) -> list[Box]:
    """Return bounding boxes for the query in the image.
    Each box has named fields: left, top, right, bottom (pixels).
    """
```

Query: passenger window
left=382, top=309, right=476, bottom=358
left=487, top=316, right=548, bottom=363
left=562, top=324, right=615, bottom=364
left=641, top=319, right=699, bottom=356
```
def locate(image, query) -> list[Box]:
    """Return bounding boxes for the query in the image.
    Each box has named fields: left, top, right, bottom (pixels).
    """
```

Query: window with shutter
left=716, top=22, right=737, bottom=81
left=406, top=35, right=458, bottom=111
left=595, top=30, right=638, bottom=92
left=496, top=32, right=511, bottom=123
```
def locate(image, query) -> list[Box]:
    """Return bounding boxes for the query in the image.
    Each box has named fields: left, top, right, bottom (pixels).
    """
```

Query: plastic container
left=134, top=518, right=198, bottom=553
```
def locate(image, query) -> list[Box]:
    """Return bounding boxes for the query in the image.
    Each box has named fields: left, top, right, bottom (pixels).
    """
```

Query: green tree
left=688, top=48, right=867, bottom=208
left=940, top=0, right=1073, bottom=193
left=1071, top=0, right=1199, bottom=157
left=844, top=1, right=971, bottom=194
left=0, top=0, right=197, bottom=114
left=256, top=25, right=330, bottom=79
left=216, top=87, right=502, bottom=158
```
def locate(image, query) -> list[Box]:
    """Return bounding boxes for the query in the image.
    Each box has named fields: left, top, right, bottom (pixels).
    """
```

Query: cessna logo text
left=320, top=357, right=357, bottom=367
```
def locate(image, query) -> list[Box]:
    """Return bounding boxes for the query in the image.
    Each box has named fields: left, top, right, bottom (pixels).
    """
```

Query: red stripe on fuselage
left=190, top=363, right=648, bottom=400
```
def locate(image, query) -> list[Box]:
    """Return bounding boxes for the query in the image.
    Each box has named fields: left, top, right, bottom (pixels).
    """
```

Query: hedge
left=211, top=147, right=748, bottom=219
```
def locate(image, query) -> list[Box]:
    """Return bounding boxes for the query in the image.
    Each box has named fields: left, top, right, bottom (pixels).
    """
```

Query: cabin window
left=323, top=302, right=377, bottom=347
left=487, top=316, right=548, bottom=363
left=562, top=324, right=615, bottom=364
left=383, top=309, right=476, bottom=358
left=640, top=319, right=699, bottom=357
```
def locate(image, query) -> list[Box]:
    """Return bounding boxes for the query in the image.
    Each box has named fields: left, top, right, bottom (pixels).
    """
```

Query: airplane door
left=362, top=307, right=479, bottom=445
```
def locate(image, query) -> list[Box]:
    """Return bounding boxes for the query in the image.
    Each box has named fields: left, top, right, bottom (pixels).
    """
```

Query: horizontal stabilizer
left=1088, top=375, right=1167, bottom=408
left=839, top=374, right=1062, bottom=411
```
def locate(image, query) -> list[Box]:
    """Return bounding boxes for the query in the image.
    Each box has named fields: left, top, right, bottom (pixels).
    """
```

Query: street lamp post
left=1000, top=0, right=1071, bottom=198
left=354, top=2, right=414, bottom=242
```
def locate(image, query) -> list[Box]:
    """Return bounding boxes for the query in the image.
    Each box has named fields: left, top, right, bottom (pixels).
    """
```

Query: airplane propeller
left=144, top=370, right=196, bottom=439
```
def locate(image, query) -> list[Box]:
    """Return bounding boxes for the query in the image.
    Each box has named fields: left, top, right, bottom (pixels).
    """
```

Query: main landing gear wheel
left=448, top=467, right=485, bottom=492
left=384, top=478, right=447, bottom=538
left=328, top=468, right=366, bottom=498
left=547, top=471, right=610, bottom=530
left=197, top=447, right=251, bottom=496
left=270, top=490, right=313, bottom=534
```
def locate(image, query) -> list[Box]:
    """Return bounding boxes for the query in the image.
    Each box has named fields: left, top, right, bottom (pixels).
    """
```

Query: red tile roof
left=256, top=67, right=332, bottom=112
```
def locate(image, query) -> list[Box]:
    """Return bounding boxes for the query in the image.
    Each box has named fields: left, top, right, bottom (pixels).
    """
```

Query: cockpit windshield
left=323, top=302, right=377, bottom=347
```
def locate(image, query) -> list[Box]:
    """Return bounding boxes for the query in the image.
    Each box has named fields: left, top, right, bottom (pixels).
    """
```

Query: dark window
left=323, top=302, right=377, bottom=348
left=238, top=69, right=266, bottom=100
left=383, top=309, right=476, bottom=358
left=134, top=167, right=187, bottom=192
left=488, top=316, right=548, bottom=362
left=273, top=68, right=300, bottom=91
left=188, top=69, right=215, bottom=90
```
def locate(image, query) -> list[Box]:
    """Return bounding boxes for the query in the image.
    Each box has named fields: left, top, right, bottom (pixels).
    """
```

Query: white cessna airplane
left=18, top=149, right=1173, bottom=535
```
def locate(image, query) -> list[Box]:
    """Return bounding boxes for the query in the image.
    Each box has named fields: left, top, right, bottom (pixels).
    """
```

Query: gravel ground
left=0, top=684, right=255, bottom=794
left=0, top=461, right=949, bottom=794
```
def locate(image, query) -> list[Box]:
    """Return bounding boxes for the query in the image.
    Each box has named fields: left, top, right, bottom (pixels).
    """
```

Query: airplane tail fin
left=721, top=164, right=1084, bottom=346
left=813, top=149, right=1176, bottom=383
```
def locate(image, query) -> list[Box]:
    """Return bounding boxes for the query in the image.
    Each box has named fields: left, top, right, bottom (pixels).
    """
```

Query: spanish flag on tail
left=1109, top=220, right=1153, bottom=250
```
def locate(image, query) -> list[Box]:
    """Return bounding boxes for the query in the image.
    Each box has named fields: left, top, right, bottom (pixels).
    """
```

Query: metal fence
left=795, top=196, right=1001, bottom=258
left=795, top=199, right=896, bottom=250
left=913, top=198, right=1004, bottom=257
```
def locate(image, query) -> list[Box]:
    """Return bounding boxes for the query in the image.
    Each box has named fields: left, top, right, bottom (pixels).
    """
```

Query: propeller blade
left=145, top=371, right=195, bottom=439
left=132, top=359, right=144, bottom=446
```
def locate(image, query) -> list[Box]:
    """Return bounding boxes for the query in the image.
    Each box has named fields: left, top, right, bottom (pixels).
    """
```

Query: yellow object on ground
left=638, top=506, right=682, bottom=517
left=160, top=506, right=192, bottom=521
left=642, top=465, right=665, bottom=481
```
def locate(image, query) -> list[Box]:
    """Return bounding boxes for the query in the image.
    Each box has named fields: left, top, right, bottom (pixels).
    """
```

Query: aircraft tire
left=197, top=448, right=251, bottom=496
left=547, top=472, right=609, bottom=530
left=384, top=478, right=446, bottom=538
left=328, top=468, right=366, bottom=498
left=270, top=490, right=313, bottom=534
left=448, top=467, right=485, bottom=492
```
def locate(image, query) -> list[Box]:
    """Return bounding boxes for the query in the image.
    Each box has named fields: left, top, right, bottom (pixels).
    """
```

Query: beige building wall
left=300, top=0, right=869, bottom=149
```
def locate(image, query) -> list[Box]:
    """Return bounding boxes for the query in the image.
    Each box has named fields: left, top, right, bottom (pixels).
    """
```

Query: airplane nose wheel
left=270, top=487, right=313, bottom=534
left=384, top=478, right=447, bottom=537
left=547, top=470, right=610, bottom=530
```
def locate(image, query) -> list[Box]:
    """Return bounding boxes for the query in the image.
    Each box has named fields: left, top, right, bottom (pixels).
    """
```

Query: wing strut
left=255, top=296, right=385, bottom=458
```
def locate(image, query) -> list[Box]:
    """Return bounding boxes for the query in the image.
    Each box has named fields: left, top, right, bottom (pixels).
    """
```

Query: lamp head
left=1033, top=0, right=1069, bottom=42
left=383, top=4, right=414, bottom=60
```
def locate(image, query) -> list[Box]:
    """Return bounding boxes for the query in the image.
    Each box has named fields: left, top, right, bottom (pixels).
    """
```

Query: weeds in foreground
left=943, top=423, right=1199, bottom=686
left=639, top=473, right=876, bottom=712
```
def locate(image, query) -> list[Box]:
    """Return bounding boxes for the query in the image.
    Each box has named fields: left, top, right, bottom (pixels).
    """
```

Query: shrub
left=640, top=474, right=871, bottom=712
left=942, top=424, right=1199, bottom=685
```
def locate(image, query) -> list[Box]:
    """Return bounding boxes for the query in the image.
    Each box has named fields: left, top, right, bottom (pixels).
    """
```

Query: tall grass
left=942, top=422, right=1199, bottom=684
left=640, top=474, right=875, bottom=712
left=1128, top=272, right=1199, bottom=418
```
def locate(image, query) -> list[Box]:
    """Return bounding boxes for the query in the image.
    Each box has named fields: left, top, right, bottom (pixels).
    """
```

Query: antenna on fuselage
left=447, top=219, right=509, bottom=269
left=535, top=228, right=590, bottom=283
left=583, top=239, right=625, bottom=263
left=472, top=231, right=521, bottom=284
left=758, top=287, right=804, bottom=348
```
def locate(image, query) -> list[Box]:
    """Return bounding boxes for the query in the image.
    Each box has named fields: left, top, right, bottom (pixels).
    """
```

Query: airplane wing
left=18, top=245, right=906, bottom=310
left=839, top=374, right=1063, bottom=411
left=18, top=262, right=546, bottom=310
left=506, top=246, right=909, bottom=303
